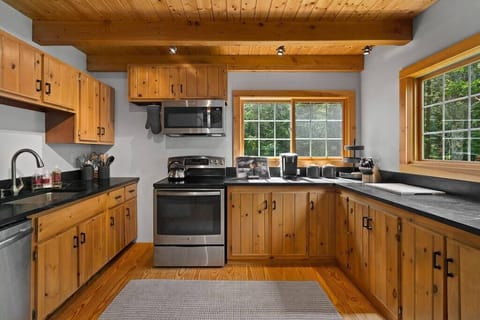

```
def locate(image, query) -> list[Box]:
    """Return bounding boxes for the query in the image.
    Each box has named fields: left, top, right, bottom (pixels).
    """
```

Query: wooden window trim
left=233, top=90, right=356, bottom=168
left=399, top=32, right=480, bottom=182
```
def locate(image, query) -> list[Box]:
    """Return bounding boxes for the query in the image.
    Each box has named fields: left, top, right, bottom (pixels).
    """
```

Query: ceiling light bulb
left=169, top=46, right=177, bottom=55
left=276, top=45, right=285, bottom=56
left=363, top=45, right=373, bottom=55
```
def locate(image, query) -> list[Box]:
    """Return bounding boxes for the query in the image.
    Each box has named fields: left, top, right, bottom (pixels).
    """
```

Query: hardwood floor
left=49, top=243, right=383, bottom=319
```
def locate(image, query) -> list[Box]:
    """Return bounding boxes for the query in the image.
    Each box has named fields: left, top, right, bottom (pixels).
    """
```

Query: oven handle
left=156, top=191, right=221, bottom=197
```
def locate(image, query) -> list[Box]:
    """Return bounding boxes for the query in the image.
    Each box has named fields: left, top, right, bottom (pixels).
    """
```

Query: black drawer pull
left=310, top=200, right=314, bottom=210
left=80, top=232, right=86, bottom=244
left=126, top=208, right=130, bottom=217
left=110, top=216, right=115, bottom=226
left=115, top=195, right=122, bottom=200
left=272, top=200, right=276, bottom=210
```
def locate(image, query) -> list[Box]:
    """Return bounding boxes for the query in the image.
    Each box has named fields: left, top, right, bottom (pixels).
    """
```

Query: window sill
left=400, top=161, right=480, bottom=183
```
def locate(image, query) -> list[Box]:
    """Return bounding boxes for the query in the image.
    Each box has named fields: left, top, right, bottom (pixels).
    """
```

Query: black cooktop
left=153, top=177, right=226, bottom=189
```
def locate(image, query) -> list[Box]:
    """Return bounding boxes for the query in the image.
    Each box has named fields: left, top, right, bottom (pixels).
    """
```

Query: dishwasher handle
left=0, top=226, right=33, bottom=250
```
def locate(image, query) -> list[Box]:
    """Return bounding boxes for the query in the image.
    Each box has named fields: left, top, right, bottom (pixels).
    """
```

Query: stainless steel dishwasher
left=0, top=220, right=33, bottom=320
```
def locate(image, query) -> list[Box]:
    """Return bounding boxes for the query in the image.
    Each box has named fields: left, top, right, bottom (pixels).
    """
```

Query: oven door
left=154, top=189, right=224, bottom=245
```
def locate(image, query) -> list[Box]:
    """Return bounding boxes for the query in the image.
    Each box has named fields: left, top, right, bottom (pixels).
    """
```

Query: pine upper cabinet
left=77, top=73, right=100, bottom=142
left=229, top=190, right=270, bottom=259
left=446, top=239, right=480, bottom=320
left=128, top=64, right=227, bottom=101
left=42, top=53, right=79, bottom=112
left=309, top=190, right=335, bottom=258
left=0, top=30, right=42, bottom=102
left=401, top=220, right=444, bottom=320
left=36, top=226, right=78, bottom=320
left=99, top=82, right=115, bottom=143
left=271, top=191, right=308, bottom=257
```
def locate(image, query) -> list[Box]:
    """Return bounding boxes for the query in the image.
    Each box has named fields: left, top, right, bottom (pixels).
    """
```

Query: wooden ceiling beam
left=33, top=19, right=412, bottom=46
left=87, top=54, right=364, bottom=72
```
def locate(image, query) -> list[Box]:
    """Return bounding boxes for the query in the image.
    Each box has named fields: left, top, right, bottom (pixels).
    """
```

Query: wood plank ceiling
left=2, top=0, right=437, bottom=72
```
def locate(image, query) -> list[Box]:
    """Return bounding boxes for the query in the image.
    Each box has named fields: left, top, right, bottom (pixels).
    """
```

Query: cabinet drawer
left=108, top=187, right=125, bottom=207
left=37, top=194, right=106, bottom=242
left=125, top=183, right=137, bottom=200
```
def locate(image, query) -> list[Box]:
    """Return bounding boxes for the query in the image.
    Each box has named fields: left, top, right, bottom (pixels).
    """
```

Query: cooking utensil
left=106, top=156, right=115, bottom=166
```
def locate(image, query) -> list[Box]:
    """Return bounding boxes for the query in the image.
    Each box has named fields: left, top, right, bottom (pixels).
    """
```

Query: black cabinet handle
left=73, top=235, right=79, bottom=248
left=362, top=216, right=369, bottom=229
left=110, top=216, right=115, bottom=226
left=101, top=127, right=105, bottom=135
left=171, top=84, right=175, bottom=95
left=97, top=127, right=101, bottom=136
left=45, top=82, right=51, bottom=95
left=126, top=208, right=130, bottom=217
left=310, top=200, right=314, bottom=210
left=115, top=195, right=122, bottom=200
left=272, top=200, right=276, bottom=210
left=263, top=200, right=268, bottom=210
left=80, top=232, right=86, bottom=244
left=446, top=258, right=454, bottom=277
left=367, top=217, right=373, bottom=230
left=180, top=84, right=183, bottom=93
left=35, top=79, right=42, bottom=92
left=433, top=251, right=442, bottom=269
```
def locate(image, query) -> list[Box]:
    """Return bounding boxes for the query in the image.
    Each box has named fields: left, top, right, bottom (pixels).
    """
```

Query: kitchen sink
left=5, top=191, right=79, bottom=206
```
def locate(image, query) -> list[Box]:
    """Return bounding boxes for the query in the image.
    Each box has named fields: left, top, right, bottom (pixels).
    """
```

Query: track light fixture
left=168, top=46, right=177, bottom=55
left=276, top=45, right=285, bottom=56
left=363, top=45, right=373, bottom=55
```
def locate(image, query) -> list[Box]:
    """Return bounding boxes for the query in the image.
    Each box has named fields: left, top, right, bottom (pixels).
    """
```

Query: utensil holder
left=98, top=166, right=110, bottom=180
left=81, top=166, right=94, bottom=181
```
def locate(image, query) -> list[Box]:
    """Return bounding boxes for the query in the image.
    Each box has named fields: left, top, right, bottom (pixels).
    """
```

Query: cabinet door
left=368, top=207, right=400, bottom=319
left=106, top=204, right=125, bottom=260
left=446, top=239, right=480, bottom=320
left=0, top=32, right=42, bottom=101
left=206, top=65, right=227, bottom=99
left=335, top=193, right=349, bottom=269
left=99, top=82, right=115, bottom=143
left=348, top=198, right=369, bottom=289
left=78, top=73, right=100, bottom=142
left=124, top=198, right=138, bottom=245
left=36, top=226, right=78, bottom=320
left=229, top=191, right=270, bottom=258
left=401, top=221, right=444, bottom=320
left=78, top=212, right=106, bottom=285
left=308, top=190, right=335, bottom=257
left=271, top=192, right=308, bottom=257
left=43, top=54, right=78, bottom=111
left=157, top=66, right=179, bottom=99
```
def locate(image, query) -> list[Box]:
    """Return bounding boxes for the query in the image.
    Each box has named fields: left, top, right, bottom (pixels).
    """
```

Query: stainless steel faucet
left=11, top=149, right=45, bottom=196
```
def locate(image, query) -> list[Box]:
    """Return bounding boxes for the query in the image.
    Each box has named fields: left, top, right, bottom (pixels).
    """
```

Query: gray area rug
left=100, top=279, right=342, bottom=319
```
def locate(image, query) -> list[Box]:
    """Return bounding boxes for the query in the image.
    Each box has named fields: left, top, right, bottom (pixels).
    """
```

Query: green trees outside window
left=243, top=100, right=343, bottom=158
left=422, top=60, right=480, bottom=161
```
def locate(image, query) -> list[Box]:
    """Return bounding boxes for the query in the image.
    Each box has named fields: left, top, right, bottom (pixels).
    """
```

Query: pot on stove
left=168, top=161, right=185, bottom=180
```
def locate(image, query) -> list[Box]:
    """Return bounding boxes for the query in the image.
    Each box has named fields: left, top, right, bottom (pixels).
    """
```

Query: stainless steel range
left=153, top=155, right=226, bottom=267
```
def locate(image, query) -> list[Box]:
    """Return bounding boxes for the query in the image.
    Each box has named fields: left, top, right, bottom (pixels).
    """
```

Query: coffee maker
left=280, top=153, right=298, bottom=179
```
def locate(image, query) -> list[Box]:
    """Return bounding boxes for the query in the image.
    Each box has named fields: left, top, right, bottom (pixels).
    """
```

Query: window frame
left=399, top=32, right=480, bottom=182
left=233, top=90, right=356, bottom=167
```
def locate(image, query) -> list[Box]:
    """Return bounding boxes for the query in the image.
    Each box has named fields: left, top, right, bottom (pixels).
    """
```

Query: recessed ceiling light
left=168, top=46, right=177, bottom=55
left=276, top=45, right=285, bottom=56
left=363, top=45, right=373, bottom=55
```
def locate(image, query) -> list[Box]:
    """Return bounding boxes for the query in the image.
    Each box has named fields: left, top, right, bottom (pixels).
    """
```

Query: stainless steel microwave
left=161, top=100, right=226, bottom=136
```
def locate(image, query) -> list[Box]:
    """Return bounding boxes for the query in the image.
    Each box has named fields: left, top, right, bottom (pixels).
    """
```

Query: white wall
left=361, top=0, right=480, bottom=171
left=93, top=71, right=361, bottom=241
left=0, top=1, right=90, bottom=179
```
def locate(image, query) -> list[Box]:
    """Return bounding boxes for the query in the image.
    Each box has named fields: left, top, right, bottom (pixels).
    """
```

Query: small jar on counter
left=32, top=171, right=43, bottom=191
left=52, top=166, right=62, bottom=189
left=42, top=170, right=52, bottom=188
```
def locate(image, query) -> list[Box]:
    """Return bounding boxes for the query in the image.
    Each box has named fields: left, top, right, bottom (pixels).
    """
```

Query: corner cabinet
left=128, top=64, right=227, bottom=101
left=31, top=182, right=138, bottom=320
left=227, top=185, right=335, bottom=262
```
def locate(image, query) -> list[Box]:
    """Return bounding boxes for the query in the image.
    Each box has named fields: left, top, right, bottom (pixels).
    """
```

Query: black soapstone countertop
left=0, top=177, right=139, bottom=230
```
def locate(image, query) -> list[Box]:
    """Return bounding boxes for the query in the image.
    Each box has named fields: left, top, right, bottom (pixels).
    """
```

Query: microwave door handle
left=156, top=191, right=221, bottom=197
left=207, top=107, right=211, bottom=128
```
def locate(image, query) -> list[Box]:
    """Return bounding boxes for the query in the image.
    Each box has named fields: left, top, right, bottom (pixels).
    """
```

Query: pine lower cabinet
left=227, top=185, right=335, bottom=261
left=34, top=194, right=107, bottom=320
left=32, top=182, right=138, bottom=319
left=336, top=191, right=400, bottom=319
left=402, top=221, right=480, bottom=320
